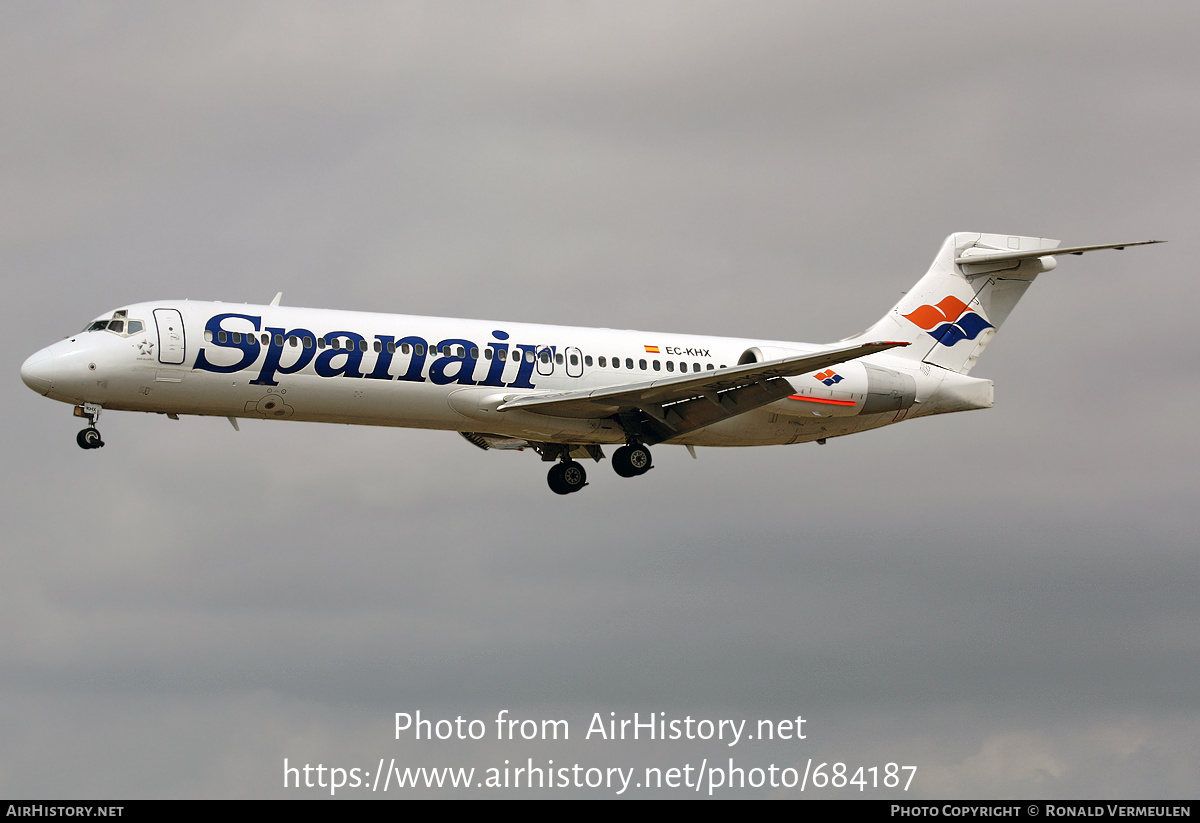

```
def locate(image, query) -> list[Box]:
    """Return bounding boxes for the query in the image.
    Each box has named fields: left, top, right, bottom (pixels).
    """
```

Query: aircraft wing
left=498, top=340, right=907, bottom=442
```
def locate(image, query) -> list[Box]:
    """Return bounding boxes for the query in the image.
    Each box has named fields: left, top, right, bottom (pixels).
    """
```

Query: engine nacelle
left=737, top=345, right=810, bottom=365
left=860, top=363, right=917, bottom=414
left=780, top=360, right=917, bottom=419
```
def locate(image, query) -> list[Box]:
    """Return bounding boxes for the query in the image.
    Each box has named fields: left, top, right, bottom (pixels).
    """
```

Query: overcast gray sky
left=3, top=1, right=1197, bottom=798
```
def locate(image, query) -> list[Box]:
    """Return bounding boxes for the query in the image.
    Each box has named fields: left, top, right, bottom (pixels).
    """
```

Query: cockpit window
left=83, top=314, right=145, bottom=337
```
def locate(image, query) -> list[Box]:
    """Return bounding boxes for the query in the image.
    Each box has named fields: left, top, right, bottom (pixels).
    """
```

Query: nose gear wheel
left=76, top=428, right=104, bottom=450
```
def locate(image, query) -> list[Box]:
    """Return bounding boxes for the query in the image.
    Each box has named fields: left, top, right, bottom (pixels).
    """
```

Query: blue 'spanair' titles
left=194, top=313, right=543, bottom=389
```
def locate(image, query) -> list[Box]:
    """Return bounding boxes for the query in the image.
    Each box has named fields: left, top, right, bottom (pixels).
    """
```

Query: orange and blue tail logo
left=903, top=296, right=993, bottom=347
left=814, top=369, right=843, bottom=386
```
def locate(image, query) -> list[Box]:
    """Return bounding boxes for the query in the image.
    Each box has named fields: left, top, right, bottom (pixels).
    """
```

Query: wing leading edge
left=498, top=340, right=908, bottom=443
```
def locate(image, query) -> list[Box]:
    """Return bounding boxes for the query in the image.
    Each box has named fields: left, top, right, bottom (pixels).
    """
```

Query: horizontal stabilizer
left=955, top=239, right=1163, bottom=267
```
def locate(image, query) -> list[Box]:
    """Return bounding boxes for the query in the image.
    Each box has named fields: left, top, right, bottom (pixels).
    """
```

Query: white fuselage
left=20, top=299, right=974, bottom=448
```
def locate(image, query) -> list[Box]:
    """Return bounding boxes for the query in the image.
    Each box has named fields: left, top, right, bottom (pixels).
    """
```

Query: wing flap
left=656, top=375, right=797, bottom=436
left=497, top=340, right=907, bottom=438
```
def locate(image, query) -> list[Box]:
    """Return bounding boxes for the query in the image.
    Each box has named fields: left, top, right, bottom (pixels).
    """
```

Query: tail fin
left=853, top=232, right=1059, bottom=373
left=853, top=232, right=1160, bottom=374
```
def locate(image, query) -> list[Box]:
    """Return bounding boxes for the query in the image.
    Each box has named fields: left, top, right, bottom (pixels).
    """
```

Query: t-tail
left=852, top=232, right=1162, bottom=374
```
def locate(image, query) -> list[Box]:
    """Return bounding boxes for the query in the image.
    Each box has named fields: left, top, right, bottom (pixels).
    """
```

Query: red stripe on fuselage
left=788, top=395, right=857, bottom=407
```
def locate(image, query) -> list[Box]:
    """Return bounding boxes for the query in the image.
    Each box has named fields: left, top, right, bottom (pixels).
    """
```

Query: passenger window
left=204, top=330, right=213, bottom=342
left=584, top=355, right=592, bottom=366
left=317, top=337, right=326, bottom=349
left=626, top=358, right=634, bottom=369
left=218, top=330, right=228, bottom=343
left=304, top=336, right=314, bottom=348
left=666, top=361, right=674, bottom=372
left=387, top=341, right=396, bottom=354
left=401, top=343, right=411, bottom=354
left=415, top=344, right=425, bottom=356
left=569, top=354, right=578, bottom=366
left=555, top=353, right=563, bottom=365
left=289, top=336, right=299, bottom=347
left=598, top=356, right=606, bottom=367
left=232, top=332, right=242, bottom=343
left=639, top=359, right=647, bottom=370
left=359, top=340, right=367, bottom=352
left=471, top=347, right=479, bottom=358
left=373, top=340, right=382, bottom=353
left=539, top=351, right=551, bottom=363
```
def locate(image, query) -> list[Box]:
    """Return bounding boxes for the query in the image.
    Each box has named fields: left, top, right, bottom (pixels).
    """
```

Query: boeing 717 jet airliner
left=21, top=233, right=1159, bottom=494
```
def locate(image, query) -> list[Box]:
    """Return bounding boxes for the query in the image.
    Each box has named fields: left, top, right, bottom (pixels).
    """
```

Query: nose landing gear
left=74, top=403, right=105, bottom=450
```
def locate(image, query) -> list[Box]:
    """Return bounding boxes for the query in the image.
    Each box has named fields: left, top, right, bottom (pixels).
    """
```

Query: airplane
left=20, top=232, right=1160, bottom=494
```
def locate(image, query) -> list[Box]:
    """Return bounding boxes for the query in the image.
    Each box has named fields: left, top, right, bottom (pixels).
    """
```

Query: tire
left=77, top=428, right=103, bottom=450
left=561, top=460, right=586, bottom=491
left=548, top=461, right=587, bottom=494
left=613, top=445, right=651, bottom=477
left=547, top=463, right=569, bottom=494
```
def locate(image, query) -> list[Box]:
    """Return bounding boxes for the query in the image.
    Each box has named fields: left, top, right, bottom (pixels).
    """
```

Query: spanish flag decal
left=644, top=345, right=660, bottom=354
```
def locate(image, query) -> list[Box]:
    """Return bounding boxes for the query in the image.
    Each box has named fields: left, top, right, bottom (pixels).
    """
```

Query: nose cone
left=20, top=348, right=55, bottom=395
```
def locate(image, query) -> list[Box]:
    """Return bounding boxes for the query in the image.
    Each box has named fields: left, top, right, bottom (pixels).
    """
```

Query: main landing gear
left=611, top=444, right=652, bottom=478
left=547, top=460, right=588, bottom=495
left=74, top=403, right=105, bottom=450
left=541, top=442, right=652, bottom=495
